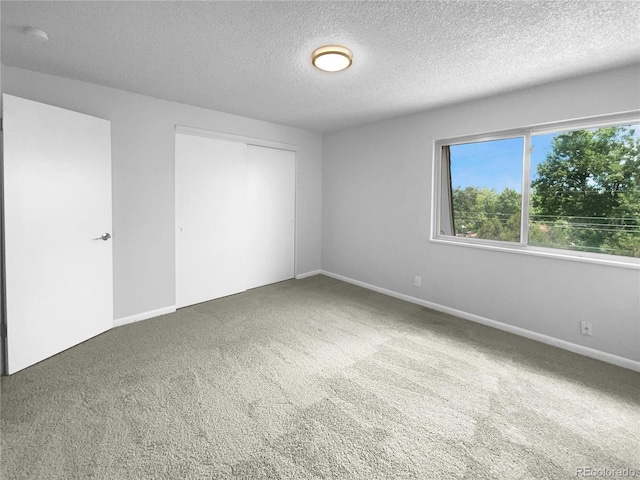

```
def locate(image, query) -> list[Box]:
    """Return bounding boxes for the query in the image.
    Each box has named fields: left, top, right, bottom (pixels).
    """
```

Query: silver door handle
left=94, top=233, right=111, bottom=241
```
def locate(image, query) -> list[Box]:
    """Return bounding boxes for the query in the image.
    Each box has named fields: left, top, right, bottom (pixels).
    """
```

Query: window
left=442, top=137, right=525, bottom=242
left=434, top=114, right=640, bottom=263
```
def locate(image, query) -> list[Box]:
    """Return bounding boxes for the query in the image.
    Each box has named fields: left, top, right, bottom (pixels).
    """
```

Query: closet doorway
left=175, top=129, right=295, bottom=308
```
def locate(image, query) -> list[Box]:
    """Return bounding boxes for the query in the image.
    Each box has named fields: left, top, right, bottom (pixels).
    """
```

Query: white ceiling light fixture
left=312, top=45, right=352, bottom=72
left=24, top=26, right=49, bottom=42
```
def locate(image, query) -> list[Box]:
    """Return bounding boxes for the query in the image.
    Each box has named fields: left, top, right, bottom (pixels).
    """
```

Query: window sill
left=430, top=236, right=640, bottom=270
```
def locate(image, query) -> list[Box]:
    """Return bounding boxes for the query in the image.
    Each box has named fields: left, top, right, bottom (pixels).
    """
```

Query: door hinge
left=0, top=322, right=7, bottom=339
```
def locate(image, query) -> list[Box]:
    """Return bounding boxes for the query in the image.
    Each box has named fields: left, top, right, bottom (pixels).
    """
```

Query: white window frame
left=431, top=111, right=640, bottom=270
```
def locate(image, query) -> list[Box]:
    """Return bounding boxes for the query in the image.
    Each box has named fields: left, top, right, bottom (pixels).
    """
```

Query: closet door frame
left=174, top=125, right=297, bottom=306
left=176, top=126, right=297, bottom=153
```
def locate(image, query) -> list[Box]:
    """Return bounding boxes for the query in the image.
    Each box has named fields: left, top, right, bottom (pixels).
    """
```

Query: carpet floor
left=1, top=275, right=639, bottom=479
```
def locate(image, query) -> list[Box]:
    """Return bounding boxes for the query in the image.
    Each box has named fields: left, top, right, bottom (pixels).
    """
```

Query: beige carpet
left=1, top=275, right=639, bottom=479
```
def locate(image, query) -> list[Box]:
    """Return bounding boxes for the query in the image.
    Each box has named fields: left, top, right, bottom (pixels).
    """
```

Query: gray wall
left=322, top=63, right=640, bottom=363
left=2, top=63, right=639, bottom=367
left=2, top=66, right=323, bottom=320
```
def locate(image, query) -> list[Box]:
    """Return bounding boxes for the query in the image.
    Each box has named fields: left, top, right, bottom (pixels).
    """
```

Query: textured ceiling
left=2, top=1, right=639, bottom=132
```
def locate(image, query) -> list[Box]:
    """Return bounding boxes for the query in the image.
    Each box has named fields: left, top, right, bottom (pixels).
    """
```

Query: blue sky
left=450, top=137, right=525, bottom=192
left=449, top=125, right=639, bottom=192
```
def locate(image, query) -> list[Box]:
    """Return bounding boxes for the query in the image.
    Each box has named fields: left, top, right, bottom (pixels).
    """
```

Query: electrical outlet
left=414, top=276, right=421, bottom=287
left=580, top=321, right=593, bottom=336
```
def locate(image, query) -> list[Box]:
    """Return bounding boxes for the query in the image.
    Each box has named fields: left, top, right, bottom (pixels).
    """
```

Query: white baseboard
left=114, top=305, right=177, bottom=328
left=320, top=270, right=640, bottom=373
left=295, top=269, right=322, bottom=280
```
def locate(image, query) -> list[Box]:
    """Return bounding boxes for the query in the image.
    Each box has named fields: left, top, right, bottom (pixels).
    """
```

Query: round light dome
left=312, top=45, right=353, bottom=72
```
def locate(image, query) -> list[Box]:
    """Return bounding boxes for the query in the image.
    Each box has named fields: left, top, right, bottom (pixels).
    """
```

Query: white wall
left=2, top=66, right=323, bottom=321
left=322, top=63, right=640, bottom=364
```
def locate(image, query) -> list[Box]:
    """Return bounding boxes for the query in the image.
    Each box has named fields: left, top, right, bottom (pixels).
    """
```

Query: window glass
left=444, top=137, right=524, bottom=242
left=530, top=125, right=640, bottom=258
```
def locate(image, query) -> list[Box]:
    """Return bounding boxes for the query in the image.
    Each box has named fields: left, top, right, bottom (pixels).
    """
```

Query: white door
left=175, top=133, right=296, bottom=309
left=3, top=94, right=113, bottom=374
left=246, top=145, right=295, bottom=289
left=175, top=134, right=247, bottom=308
